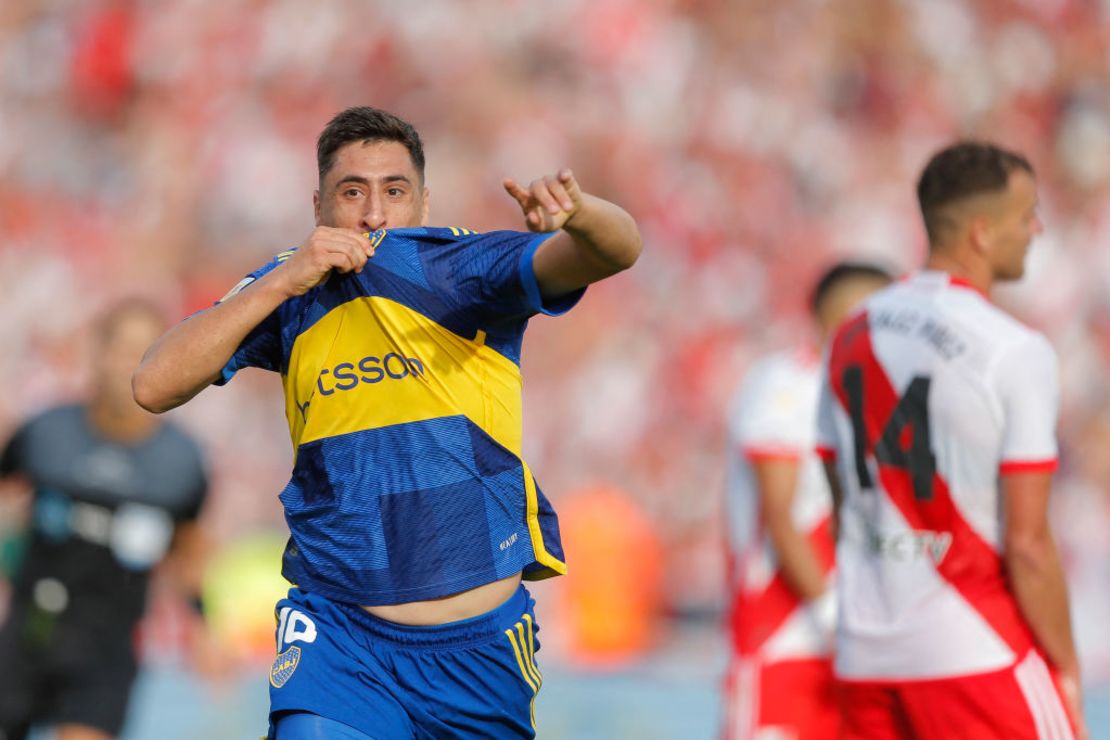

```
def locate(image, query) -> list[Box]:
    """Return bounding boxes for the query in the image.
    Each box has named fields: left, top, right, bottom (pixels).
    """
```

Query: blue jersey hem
left=282, top=559, right=535, bottom=607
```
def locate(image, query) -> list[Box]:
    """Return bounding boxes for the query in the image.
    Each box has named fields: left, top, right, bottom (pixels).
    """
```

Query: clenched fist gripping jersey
left=218, top=228, right=582, bottom=606
left=816, top=271, right=1059, bottom=680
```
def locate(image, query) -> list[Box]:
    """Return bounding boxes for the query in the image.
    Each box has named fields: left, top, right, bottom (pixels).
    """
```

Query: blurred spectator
left=0, top=300, right=212, bottom=740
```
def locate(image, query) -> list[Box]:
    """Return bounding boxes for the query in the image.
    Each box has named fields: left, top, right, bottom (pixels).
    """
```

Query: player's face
left=94, top=311, right=164, bottom=410
left=314, top=140, right=429, bottom=231
left=986, top=169, right=1042, bottom=281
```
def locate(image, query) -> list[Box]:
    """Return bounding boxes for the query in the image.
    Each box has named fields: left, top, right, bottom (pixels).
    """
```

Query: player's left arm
left=158, top=520, right=234, bottom=679
left=0, top=426, right=32, bottom=583
left=996, top=334, right=1086, bottom=736
left=161, top=521, right=208, bottom=614
left=503, top=169, right=641, bottom=297
left=156, top=452, right=230, bottom=678
left=0, top=424, right=26, bottom=484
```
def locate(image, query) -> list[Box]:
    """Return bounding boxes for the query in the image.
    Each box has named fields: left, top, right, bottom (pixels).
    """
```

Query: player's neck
left=924, top=249, right=993, bottom=296
left=87, top=396, right=160, bottom=443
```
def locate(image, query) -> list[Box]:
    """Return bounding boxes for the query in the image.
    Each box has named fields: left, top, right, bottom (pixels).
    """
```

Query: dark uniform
left=0, top=404, right=207, bottom=739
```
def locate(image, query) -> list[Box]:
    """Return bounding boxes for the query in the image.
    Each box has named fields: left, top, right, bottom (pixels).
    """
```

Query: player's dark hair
left=916, top=142, right=1033, bottom=246
left=317, top=106, right=425, bottom=183
left=809, top=262, right=893, bottom=317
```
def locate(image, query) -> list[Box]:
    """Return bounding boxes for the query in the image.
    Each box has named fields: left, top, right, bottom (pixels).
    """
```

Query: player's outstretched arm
left=1003, top=471, right=1087, bottom=738
left=503, top=169, right=641, bottom=297
left=132, top=227, right=375, bottom=413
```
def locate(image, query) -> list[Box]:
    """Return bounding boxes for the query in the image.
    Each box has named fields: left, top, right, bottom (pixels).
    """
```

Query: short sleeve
left=212, top=254, right=289, bottom=386
left=729, top=359, right=812, bottom=462
left=815, top=361, right=839, bottom=463
left=451, top=230, right=585, bottom=320
left=996, top=334, right=1059, bottom=474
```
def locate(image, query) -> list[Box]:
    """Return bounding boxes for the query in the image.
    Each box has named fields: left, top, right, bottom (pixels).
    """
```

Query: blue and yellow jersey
left=218, top=227, right=582, bottom=606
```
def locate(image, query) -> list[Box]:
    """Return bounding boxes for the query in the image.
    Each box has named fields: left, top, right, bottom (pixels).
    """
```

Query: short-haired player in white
left=817, top=142, right=1086, bottom=739
left=722, top=263, right=891, bottom=740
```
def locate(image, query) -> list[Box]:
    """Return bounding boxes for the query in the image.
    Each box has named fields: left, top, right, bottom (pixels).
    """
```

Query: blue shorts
left=265, top=584, right=542, bottom=739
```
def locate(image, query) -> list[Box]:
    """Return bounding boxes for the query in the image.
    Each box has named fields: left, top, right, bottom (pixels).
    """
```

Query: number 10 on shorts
left=276, top=606, right=318, bottom=650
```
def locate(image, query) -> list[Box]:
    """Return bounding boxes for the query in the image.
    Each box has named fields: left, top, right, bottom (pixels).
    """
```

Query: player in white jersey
left=817, top=142, right=1086, bottom=739
left=723, top=263, right=891, bottom=740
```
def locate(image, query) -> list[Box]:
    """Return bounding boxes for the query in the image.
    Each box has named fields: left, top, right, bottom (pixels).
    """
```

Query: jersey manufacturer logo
left=270, top=645, right=301, bottom=688
left=316, top=353, right=425, bottom=396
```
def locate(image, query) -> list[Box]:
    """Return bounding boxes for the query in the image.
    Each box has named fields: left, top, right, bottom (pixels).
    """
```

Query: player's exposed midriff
left=361, top=572, right=524, bottom=626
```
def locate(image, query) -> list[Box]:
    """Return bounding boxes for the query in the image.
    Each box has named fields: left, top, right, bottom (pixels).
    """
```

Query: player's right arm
left=732, top=360, right=831, bottom=602
left=1003, top=471, right=1085, bottom=735
left=133, top=227, right=374, bottom=413
left=754, top=457, right=829, bottom=601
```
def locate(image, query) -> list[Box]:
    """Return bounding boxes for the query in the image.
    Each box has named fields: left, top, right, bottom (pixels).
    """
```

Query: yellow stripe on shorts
left=505, top=625, right=539, bottom=730
left=522, top=613, right=542, bottom=683
left=515, top=621, right=542, bottom=688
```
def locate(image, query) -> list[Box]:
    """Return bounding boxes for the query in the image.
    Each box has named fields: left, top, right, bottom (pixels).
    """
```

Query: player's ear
left=313, top=190, right=322, bottom=226
left=420, top=187, right=430, bottom=226
left=968, top=214, right=993, bottom=254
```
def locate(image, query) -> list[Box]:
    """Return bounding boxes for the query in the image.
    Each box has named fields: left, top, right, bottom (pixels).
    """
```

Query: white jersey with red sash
left=725, top=349, right=836, bottom=662
left=816, top=271, right=1058, bottom=680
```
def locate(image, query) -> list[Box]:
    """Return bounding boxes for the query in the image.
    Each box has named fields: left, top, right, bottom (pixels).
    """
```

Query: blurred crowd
left=2, top=0, right=1110, bottom=681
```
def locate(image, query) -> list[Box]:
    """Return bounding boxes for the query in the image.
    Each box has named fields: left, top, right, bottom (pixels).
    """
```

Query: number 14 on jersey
left=842, top=364, right=937, bottom=501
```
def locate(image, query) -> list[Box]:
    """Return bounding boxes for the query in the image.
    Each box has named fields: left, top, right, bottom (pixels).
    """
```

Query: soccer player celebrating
left=132, top=107, right=641, bottom=739
left=816, top=142, right=1087, bottom=739
left=722, top=263, right=890, bottom=740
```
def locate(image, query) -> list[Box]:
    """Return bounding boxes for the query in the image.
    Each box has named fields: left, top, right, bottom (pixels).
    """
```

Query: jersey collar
left=907, top=271, right=990, bottom=300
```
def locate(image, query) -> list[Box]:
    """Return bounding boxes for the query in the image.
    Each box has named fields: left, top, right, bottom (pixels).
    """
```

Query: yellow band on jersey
left=282, top=296, right=524, bottom=454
